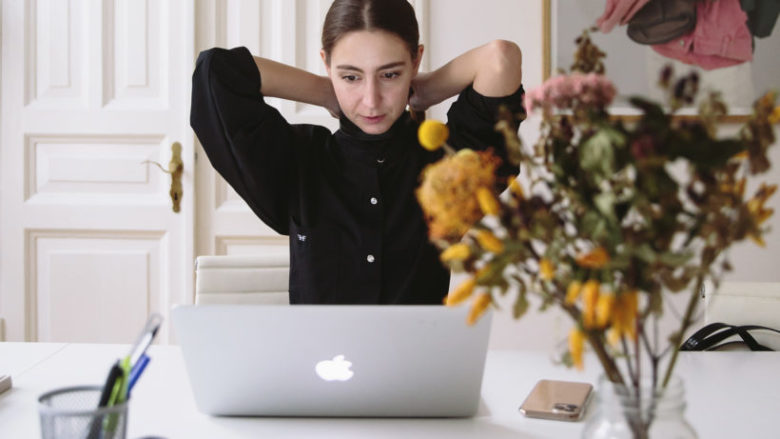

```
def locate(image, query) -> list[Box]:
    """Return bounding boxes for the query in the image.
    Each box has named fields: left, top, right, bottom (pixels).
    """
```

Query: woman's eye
left=382, top=71, right=401, bottom=79
left=342, top=75, right=359, bottom=82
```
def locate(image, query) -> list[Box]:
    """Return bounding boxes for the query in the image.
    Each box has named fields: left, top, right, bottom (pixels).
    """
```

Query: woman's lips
left=362, top=115, right=386, bottom=124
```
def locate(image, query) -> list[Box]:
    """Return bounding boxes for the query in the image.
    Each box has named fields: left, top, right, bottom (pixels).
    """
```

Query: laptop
left=171, top=304, right=492, bottom=417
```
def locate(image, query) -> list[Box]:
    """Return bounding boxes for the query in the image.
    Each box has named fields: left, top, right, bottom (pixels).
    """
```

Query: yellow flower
left=569, top=327, right=585, bottom=370
left=607, top=326, right=621, bottom=346
left=440, top=243, right=471, bottom=262
left=612, top=290, right=638, bottom=341
left=476, top=230, right=505, bottom=253
left=769, top=106, right=780, bottom=124
left=467, top=292, right=492, bottom=325
left=595, top=292, right=615, bottom=328
left=445, top=278, right=476, bottom=306
left=758, top=91, right=777, bottom=109
left=415, top=150, right=501, bottom=240
left=732, top=150, right=749, bottom=161
left=582, top=280, right=600, bottom=329
left=565, top=281, right=582, bottom=305
left=746, top=183, right=777, bottom=226
left=508, top=176, right=525, bottom=199
left=539, top=258, right=555, bottom=281
left=746, top=184, right=777, bottom=246
left=720, top=178, right=746, bottom=198
left=418, top=120, right=449, bottom=151
left=575, top=247, right=610, bottom=269
left=476, top=187, right=501, bottom=216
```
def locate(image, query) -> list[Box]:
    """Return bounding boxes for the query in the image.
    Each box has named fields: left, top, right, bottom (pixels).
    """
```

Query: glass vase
left=582, top=374, right=697, bottom=439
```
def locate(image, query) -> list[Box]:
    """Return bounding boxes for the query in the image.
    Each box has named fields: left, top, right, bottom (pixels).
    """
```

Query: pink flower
left=526, top=73, right=617, bottom=114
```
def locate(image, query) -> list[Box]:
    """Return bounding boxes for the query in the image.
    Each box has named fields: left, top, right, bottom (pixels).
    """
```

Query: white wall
left=424, top=0, right=780, bottom=350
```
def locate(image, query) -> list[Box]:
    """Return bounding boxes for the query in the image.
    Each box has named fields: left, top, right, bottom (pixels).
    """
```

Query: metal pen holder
left=38, top=385, right=128, bottom=439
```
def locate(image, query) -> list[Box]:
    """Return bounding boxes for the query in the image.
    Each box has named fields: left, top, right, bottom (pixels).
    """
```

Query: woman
left=190, top=0, right=525, bottom=304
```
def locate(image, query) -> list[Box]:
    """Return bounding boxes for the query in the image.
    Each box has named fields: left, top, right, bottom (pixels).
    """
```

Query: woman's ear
left=320, top=49, right=331, bottom=76
left=412, top=44, right=424, bottom=74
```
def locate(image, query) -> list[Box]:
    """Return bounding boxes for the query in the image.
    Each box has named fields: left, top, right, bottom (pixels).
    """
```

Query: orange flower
left=539, top=258, right=555, bottom=281
left=476, top=187, right=501, bottom=216
left=445, top=278, right=476, bottom=306
left=467, top=292, right=492, bottom=325
left=569, top=327, right=585, bottom=370
left=416, top=150, right=501, bottom=240
left=440, top=243, right=471, bottom=262
left=476, top=230, right=505, bottom=253
left=565, top=281, right=583, bottom=305
left=575, top=247, right=610, bottom=269
left=582, top=280, right=600, bottom=329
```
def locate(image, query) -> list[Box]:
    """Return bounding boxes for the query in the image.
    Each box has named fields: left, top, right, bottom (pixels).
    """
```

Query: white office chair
left=195, top=253, right=290, bottom=305
left=703, top=281, right=780, bottom=350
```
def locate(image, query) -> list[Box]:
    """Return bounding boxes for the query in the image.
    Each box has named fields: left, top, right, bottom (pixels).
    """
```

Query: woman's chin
left=355, top=119, right=392, bottom=135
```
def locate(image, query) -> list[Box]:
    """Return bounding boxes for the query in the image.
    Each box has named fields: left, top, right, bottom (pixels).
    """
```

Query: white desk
left=1, top=343, right=778, bottom=438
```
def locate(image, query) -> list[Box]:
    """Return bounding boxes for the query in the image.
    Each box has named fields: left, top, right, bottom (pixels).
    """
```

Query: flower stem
left=662, top=273, right=704, bottom=388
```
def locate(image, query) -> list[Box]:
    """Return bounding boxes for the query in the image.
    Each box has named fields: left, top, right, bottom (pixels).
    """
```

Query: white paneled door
left=0, top=0, right=194, bottom=342
left=1, top=0, right=429, bottom=343
left=194, top=0, right=340, bottom=258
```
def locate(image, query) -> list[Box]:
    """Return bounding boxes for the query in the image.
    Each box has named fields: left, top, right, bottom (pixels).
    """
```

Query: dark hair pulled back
left=321, top=0, right=420, bottom=64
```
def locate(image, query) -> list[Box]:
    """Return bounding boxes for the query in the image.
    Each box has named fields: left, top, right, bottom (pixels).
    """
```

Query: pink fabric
left=653, top=0, right=753, bottom=70
left=596, top=0, right=652, bottom=33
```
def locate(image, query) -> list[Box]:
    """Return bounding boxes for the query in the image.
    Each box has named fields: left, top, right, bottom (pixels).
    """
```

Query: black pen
left=86, top=361, right=123, bottom=439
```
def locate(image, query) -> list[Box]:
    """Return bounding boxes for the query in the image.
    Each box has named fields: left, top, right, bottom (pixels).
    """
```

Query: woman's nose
left=363, top=79, right=381, bottom=108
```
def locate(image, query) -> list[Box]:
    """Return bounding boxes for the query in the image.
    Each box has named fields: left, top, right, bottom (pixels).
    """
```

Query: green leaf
left=657, top=251, right=694, bottom=267
left=560, top=351, right=574, bottom=368
left=629, top=96, right=667, bottom=120
left=634, top=244, right=657, bottom=264
left=580, top=130, right=620, bottom=177
left=648, top=290, right=663, bottom=316
left=513, top=289, right=530, bottom=319
left=594, top=192, right=617, bottom=221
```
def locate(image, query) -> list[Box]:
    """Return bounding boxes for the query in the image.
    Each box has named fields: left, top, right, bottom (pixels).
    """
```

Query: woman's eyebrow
left=335, top=61, right=406, bottom=72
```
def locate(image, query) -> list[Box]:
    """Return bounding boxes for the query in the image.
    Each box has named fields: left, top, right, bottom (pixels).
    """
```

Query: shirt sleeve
left=190, top=46, right=314, bottom=235
left=445, top=83, right=526, bottom=178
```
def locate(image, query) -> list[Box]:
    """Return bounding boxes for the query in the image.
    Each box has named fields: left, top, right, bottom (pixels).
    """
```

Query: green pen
left=104, top=356, right=131, bottom=433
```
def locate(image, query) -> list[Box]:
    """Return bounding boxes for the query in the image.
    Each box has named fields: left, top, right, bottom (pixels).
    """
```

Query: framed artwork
left=543, top=0, right=780, bottom=120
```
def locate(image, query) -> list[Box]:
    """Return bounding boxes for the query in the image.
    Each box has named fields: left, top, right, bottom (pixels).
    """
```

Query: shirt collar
left=334, top=112, right=415, bottom=166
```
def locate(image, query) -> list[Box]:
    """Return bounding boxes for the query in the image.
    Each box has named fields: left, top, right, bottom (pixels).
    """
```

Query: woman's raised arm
left=253, top=56, right=341, bottom=117
left=410, top=40, right=523, bottom=111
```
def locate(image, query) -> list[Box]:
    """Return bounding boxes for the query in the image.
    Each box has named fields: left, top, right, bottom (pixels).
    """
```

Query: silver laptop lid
left=171, top=305, right=492, bottom=417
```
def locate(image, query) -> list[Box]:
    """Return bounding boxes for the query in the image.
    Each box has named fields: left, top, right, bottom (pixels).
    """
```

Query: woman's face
left=322, top=30, right=422, bottom=135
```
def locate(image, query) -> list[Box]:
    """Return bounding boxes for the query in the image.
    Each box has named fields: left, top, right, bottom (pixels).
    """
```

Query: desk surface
left=1, top=342, right=779, bottom=438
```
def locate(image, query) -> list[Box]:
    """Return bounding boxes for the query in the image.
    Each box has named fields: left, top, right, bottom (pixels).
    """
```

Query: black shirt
left=190, top=46, right=525, bottom=304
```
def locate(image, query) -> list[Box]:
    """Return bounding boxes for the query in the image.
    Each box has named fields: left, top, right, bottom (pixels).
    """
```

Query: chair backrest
left=705, top=281, right=780, bottom=349
left=195, top=253, right=290, bottom=305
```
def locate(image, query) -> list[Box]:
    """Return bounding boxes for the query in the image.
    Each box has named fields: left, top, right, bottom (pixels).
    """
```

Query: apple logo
left=315, top=355, right=354, bottom=381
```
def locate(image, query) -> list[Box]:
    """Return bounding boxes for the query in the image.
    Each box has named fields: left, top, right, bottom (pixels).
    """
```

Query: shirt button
left=370, top=197, right=378, bottom=205
left=366, top=254, right=375, bottom=263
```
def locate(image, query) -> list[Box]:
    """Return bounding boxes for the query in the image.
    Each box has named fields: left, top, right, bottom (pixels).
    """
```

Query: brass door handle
left=142, top=142, right=184, bottom=213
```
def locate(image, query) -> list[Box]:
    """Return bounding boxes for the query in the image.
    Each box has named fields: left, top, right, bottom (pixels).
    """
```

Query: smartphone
left=519, top=379, right=593, bottom=421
